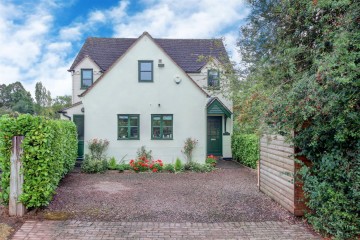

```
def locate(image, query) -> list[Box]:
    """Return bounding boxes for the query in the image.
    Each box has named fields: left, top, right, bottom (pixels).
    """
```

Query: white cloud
left=0, top=0, right=249, bottom=100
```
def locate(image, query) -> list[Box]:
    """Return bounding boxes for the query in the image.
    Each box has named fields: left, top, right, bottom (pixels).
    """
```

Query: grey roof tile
left=69, top=37, right=229, bottom=72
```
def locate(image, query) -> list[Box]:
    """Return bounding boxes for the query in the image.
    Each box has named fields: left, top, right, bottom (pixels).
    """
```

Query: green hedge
left=0, top=114, right=77, bottom=207
left=232, top=134, right=259, bottom=169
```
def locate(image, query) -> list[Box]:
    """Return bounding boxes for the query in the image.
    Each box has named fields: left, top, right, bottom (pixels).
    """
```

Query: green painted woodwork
left=73, top=114, right=84, bottom=159
left=207, top=116, right=222, bottom=156
left=81, top=69, right=93, bottom=89
left=138, top=60, right=153, bottom=82
left=117, top=114, right=140, bottom=140
left=151, top=114, right=173, bottom=140
left=208, top=69, right=220, bottom=89
left=207, top=99, right=231, bottom=118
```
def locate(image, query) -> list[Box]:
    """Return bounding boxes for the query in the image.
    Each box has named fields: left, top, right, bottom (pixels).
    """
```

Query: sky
left=0, top=0, right=250, bottom=98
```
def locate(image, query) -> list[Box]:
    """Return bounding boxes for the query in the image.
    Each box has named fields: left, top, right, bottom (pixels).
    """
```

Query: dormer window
left=208, top=69, right=220, bottom=89
left=81, top=69, right=93, bottom=89
left=138, top=60, right=153, bottom=82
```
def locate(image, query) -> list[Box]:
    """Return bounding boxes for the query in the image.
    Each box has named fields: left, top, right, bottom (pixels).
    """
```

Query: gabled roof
left=207, top=97, right=232, bottom=118
left=69, top=34, right=229, bottom=73
left=79, top=32, right=210, bottom=97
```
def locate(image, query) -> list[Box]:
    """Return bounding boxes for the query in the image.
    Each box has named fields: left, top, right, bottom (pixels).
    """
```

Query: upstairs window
left=81, top=69, right=93, bottom=89
left=118, top=114, right=140, bottom=140
left=138, top=60, right=153, bottom=82
left=151, top=114, right=173, bottom=140
left=208, top=69, right=220, bottom=89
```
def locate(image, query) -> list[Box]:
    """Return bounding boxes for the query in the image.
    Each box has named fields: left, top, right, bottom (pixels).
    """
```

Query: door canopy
left=207, top=98, right=232, bottom=118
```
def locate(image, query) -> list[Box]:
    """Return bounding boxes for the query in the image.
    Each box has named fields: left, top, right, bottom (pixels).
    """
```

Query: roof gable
left=79, top=32, right=209, bottom=97
left=207, top=98, right=232, bottom=118
left=69, top=34, right=229, bottom=73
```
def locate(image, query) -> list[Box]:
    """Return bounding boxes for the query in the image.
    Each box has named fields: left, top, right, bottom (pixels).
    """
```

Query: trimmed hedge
left=232, top=134, right=259, bottom=169
left=0, top=114, right=77, bottom=208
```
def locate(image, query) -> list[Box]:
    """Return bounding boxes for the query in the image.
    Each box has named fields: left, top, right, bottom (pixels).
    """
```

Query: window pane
left=140, top=72, right=152, bottom=81
left=140, top=62, right=152, bottom=71
left=163, top=127, right=172, bottom=139
left=82, top=79, right=92, bottom=87
left=153, top=127, right=161, bottom=138
left=163, top=117, right=172, bottom=126
left=118, top=116, right=128, bottom=126
left=130, top=116, right=138, bottom=126
left=130, top=127, right=138, bottom=138
left=118, top=127, right=128, bottom=139
left=82, top=70, right=92, bottom=79
left=152, top=116, right=161, bottom=126
left=209, top=70, right=219, bottom=79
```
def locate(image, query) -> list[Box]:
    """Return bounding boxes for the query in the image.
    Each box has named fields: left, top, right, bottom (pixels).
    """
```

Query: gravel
left=43, top=161, right=299, bottom=223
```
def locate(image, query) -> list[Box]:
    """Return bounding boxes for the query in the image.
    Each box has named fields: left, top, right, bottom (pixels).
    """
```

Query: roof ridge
left=85, top=36, right=223, bottom=41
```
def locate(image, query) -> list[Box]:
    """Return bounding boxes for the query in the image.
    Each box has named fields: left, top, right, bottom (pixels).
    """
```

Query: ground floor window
left=118, top=114, right=139, bottom=140
left=151, top=114, right=173, bottom=140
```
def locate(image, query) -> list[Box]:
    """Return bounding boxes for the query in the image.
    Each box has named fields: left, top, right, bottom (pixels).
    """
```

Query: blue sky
left=0, top=0, right=250, bottom=97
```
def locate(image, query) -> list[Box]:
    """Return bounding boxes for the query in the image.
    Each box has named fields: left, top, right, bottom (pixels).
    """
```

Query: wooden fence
left=259, top=135, right=307, bottom=216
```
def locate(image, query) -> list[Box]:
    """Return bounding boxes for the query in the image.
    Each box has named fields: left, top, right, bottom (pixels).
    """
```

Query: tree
left=0, top=82, right=34, bottom=115
left=34, top=82, right=53, bottom=116
left=52, top=95, right=72, bottom=119
left=237, top=0, right=359, bottom=238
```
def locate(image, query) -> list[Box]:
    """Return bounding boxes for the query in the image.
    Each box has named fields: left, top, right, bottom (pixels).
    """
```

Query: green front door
left=207, top=116, right=222, bottom=156
left=73, top=115, right=84, bottom=160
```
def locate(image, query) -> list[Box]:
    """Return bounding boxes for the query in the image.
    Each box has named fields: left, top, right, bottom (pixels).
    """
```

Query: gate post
left=9, top=136, right=26, bottom=216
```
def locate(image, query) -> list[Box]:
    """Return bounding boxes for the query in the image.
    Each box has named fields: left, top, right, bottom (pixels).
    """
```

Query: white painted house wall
left=82, top=35, right=208, bottom=163
left=189, top=64, right=233, bottom=158
left=71, top=57, right=102, bottom=104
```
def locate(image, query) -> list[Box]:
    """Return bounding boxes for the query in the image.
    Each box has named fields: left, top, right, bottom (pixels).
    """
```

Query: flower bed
left=129, top=157, right=163, bottom=173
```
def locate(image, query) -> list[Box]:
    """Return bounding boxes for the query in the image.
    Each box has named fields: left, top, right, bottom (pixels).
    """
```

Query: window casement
left=81, top=69, right=93, bottom=89
left=138, top=60, right=153, bottom=82
left=118, top=114, right=140, bottom=140
left=151, top=114, right=173, bottom=140
left=208, top=69, right=220, bottom=89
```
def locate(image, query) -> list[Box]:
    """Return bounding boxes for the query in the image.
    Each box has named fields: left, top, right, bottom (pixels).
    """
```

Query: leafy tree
left=52, top=95, right=72, bottom=119
left=34, top=82, right=53, bottom=116
left=0, top=82, right=34, bottom=115
left=237, top=0, right=359, bottom=238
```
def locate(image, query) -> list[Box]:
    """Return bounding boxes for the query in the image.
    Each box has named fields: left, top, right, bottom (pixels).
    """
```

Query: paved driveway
left=12, top=161, right=320, bottom=239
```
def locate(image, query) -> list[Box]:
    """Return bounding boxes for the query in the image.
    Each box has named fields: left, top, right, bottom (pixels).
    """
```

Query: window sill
left=117, top=138, right=140, bottom=140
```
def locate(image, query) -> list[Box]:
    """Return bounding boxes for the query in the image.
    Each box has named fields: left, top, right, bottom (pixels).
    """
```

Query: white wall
left=82, top=35, right=208, bottom=163
left=59, top=103, right=83, bottom=120
left=71, top=57, right=102, bottom=104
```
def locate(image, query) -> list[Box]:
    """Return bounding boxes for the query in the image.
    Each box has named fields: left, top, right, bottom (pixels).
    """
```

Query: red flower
left=152, top=168, right=158, bottom=172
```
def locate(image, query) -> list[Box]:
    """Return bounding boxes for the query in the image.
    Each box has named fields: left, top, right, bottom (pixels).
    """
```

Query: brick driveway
left=13, top=220, right=319, bottom=240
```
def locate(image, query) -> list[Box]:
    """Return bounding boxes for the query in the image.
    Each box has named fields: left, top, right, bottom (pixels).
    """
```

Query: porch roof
left=207, top=98, right=232, bottom=118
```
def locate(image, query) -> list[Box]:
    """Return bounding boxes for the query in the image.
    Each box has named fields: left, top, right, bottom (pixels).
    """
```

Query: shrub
left=184, top=162, right=215, bottom=173
left=129, top=157, right=163, bottom=173
left=108, top=157, right=118, bottom=170
left=88, top=139, right=109, bottom=160
left=174, top=158, right=183, bottom=172
left=136, top=146, right=153, bottom=160
left=182, top=138, right=198, bottom=163
left=0, top=114, right=77, bottom=207
left=118, top=163, right=130, bottom=172
left=205, top=155, right=217, bottom=165
left=164, top=163, right=175, bottom=173
left=81, top=154, right=108, bottom=173
left=232, top=134, right=259, bottom=169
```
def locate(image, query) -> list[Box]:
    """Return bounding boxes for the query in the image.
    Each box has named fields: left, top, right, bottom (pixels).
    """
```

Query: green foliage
left=87, top=139, right=109, bottom=160
left=136, top=145, right=153, bottom=160
left=117, top=163, right=130, bottom=172
left=184, top=162, right=215, bottom=173
left=174, top=158, right=183, bottom=172
left=232, top=134, right=259, bottom=169
left=182, top=138, right=198, bottom=163
left=205, top=155, right=217, bottom=165
left=108, top=157, right=118, bottom=170
left=0, top=114, right=77, bottom=207
left=81, top=154, right=108, bottom=173
left=0, top=82, right=34, bottom=115
left=164, top=163, right=175, bottom=173
left=238, top=0, right=360, bottom=238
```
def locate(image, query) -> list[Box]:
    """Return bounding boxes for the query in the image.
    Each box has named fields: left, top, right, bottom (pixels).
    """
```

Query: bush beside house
left=0, top=114, right=77, bottom=208
left=232, top=134, right=259, bottom=169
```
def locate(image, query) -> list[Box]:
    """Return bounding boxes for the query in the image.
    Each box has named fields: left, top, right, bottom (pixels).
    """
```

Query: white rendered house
left=60, top=32, right=233, bottom=163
